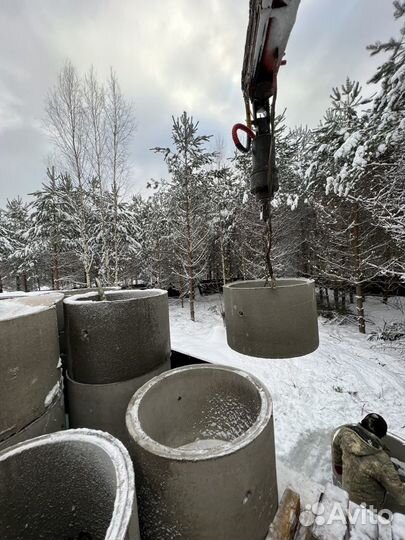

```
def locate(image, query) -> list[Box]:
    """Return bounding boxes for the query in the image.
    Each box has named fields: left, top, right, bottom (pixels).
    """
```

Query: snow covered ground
left=169, top=294, right=405, bottom=494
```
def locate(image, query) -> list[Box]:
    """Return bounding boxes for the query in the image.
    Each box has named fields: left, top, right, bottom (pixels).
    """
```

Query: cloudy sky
left=0, top=0, right=401, bottom=205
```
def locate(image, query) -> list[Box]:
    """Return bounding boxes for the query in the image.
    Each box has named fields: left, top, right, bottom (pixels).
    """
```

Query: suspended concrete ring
left=224, top=278, right=319, bottom=358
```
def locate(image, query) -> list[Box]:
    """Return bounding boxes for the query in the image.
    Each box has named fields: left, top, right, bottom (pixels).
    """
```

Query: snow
left=178, top=439, right=231, bottom=450
left=348, top=502, right=378, bottom=539
left=325, top=176, right=334, bottom=195
left=63, top=288, right=167, bottom=305
left=44, top=380, right=61, bottom=407
left=377, top=143, right=387, bottom=155
left=8, top=293, right=64, bottom=310
left=334, top=132, right=361, bottom=160
left=392, top=513, right=405, bottom=540
left=352, top=145, right=367, bottom=169
left=0, top=300, right=49, bottom=321
left=391, top=64, right=405, bottom=85
left=169, top=294, right=405, bottom=487
left=0, top=291, right=27, bottom=298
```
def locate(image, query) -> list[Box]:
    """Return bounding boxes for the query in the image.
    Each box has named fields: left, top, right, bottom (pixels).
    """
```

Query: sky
left=0, top=0, right=401, bottom=206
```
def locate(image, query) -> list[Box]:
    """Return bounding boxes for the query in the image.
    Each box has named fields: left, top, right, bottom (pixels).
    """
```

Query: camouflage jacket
left=332, top=424, right=405, bottom=512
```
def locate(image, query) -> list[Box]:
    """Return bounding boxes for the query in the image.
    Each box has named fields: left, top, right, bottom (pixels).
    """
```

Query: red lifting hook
left=232, top=123, right=256, bottom=153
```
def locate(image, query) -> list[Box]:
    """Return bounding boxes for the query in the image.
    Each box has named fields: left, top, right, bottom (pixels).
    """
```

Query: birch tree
left=105, top=69, right=136, bottom=285
left=83, top=67, right=110, bottom=282
left=45, top=61, right=94, bottom=286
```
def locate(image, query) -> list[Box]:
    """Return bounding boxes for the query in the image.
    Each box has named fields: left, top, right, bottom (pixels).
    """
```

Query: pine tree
left=30, top=167, right=77, bottom=289
left=0, top=210, right=12, bottom=292
left=360, top=2, right=405, bottom=282
left=153, top=112, right=215, bottom=321
left=133, top=188, right=173, bottom=288
left=306, top=79, right=380, bottom=332
left=3, top=198, right=34, bottom=291
left=104, top=193, right=141, bottom=284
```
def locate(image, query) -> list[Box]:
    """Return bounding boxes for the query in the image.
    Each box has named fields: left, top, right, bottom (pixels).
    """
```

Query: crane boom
left=242, top=0, right=301, bottom=101
left=233, top=0, right=301, bottom=220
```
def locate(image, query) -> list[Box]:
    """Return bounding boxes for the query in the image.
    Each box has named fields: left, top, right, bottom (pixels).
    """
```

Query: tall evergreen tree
left=30, top=167, right=77, bottom=289
left=153, top=112, right=215, bottom=321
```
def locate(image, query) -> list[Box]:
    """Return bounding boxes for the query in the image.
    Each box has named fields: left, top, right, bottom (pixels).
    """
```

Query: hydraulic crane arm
left=233, top=0, right=301, bottom=219
left=242, top=0, right=300, bottom=102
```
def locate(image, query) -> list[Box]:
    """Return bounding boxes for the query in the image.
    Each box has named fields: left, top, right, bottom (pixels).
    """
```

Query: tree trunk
left=22, top=272, right=28, bottom=292
left=189, top=276, right=195, bottom=322
left=325, top=288, right=330, bottom=309
left=157, top=238, right=162, bottom=288
left=187, top=211, right=195, bottom=322
left=85, top=270, right=91, bottom=288
left=220, top=230, right=226, bottom=286
left=333, top=288, right=340, bottom=311
left=352, top=203, right=366, bottom=334
left=356, top=283, right=366, bottom=334
left=179, top=275, right=184, bottom=308
left=184, top=162, right=195, bottom=322
left=0, top=275, right=3, bottom=293
left=319, top=287, right=324, bottom=307
left=113, top=195, right=119, bottom=286
left=341, top=290, right=346, bottom=311
left=349, top=290, right=354, bottom=304
left=53, top=247, right=60, bottom=290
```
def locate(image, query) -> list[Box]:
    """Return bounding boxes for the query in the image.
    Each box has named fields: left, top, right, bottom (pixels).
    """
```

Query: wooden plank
left=311, top=483, right=349, bottom=540
left=268, top=487, right=301, bottom=540
left=348, top=501, right=378, bottom=539
left=294, top=491, right=322, bottom=540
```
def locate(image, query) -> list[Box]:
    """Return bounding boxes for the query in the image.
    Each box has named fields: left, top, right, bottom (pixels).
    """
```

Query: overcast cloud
left=0, top=0, right=401, bottom=205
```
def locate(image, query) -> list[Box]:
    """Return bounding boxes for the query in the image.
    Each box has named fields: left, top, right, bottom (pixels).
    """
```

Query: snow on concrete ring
left=126, top=364, right=278, bottom=540
left=9, top=292, right=65, bottom=331
left=224, top=278, right=319, bottom=358
left=0, top=429, right=140, bottom=540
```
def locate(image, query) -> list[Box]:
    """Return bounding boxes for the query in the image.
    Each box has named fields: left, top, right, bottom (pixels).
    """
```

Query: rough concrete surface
left=65, top=290, right=171, bottom=384
left=126, top=364, right=278, bottom=540
left=0, top=384, right=65, bottom=452
left=67, top=358, right=170, bottom=448
left=9, top=292, right=66, bottom=352
left=0, top=305, right=60, bottom=441
left=0, top=429, right=140, bottom=540
left=224, top=279, right=319, bottom=358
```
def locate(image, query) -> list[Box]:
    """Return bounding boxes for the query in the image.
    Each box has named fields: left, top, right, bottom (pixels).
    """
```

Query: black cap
left=361, top=413, right=388, bottom=439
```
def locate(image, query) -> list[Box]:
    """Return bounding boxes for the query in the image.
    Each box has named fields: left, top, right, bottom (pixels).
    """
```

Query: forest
left=0, top=4, right=404, bottom=332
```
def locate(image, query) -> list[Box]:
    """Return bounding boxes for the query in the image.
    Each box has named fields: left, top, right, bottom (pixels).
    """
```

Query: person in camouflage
left=332, top=413, right=405, bottom=512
